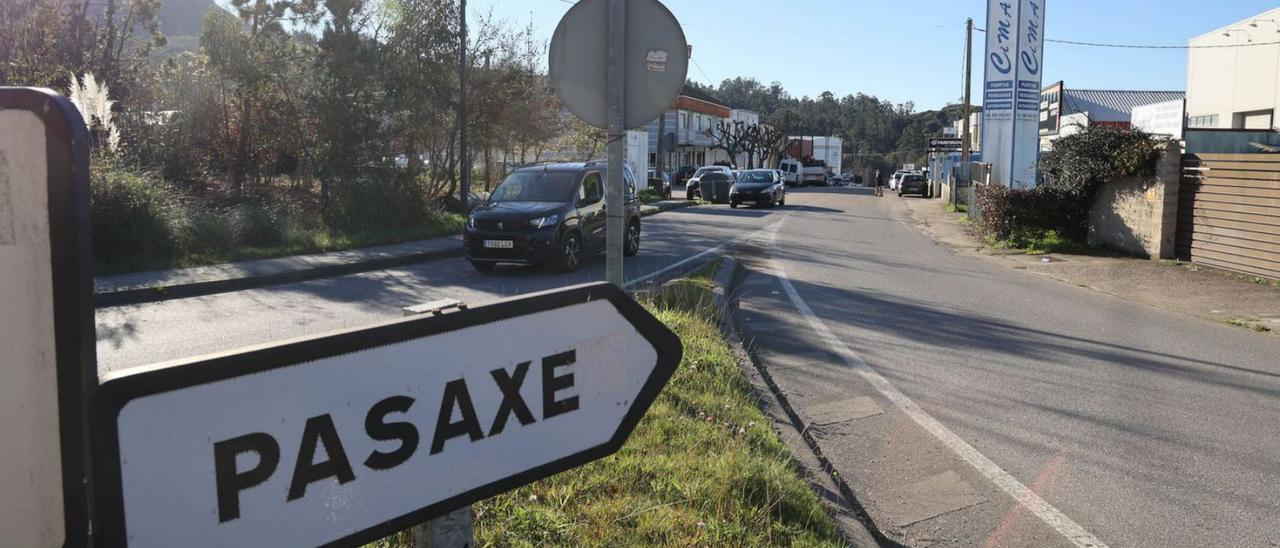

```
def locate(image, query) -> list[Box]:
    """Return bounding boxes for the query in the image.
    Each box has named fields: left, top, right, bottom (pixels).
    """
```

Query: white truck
left=779, top=158, right=829, bottom=186
left=810, top=136, right=842, bottom=177
left=782, top=136, right=842, bottom=185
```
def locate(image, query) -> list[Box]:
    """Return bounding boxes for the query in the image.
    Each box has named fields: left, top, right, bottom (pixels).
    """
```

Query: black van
left=464, top=161, right=641, bottom=273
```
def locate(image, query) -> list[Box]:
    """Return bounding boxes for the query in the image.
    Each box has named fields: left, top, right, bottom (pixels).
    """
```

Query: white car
left=889, top=170, right=922, bottom=191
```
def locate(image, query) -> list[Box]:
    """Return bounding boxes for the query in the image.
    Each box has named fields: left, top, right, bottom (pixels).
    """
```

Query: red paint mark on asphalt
left=983, top=453, right=1067, bottom=548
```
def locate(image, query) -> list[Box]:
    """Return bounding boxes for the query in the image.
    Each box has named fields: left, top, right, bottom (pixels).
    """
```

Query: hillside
left=158, top=0, right=216, bottom=36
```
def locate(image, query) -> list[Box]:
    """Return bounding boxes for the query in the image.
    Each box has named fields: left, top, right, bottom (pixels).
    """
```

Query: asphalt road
left=95, top=203, right=783, bottom=372
left=96, top=188, right=1280, bottom=546
left=740, top=188, right=1280, bottom=547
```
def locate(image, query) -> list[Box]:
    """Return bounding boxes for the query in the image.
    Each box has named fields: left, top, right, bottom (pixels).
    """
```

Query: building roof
left=1061, top=89, right=1186, bottom=123
left=1191, top=7, right=1280, bottom=42
left=680, top=84, right=728, bottom=108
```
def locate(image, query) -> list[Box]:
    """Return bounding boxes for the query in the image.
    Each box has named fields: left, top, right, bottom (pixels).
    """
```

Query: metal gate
left=1177, top=153, right=1280, bottom=280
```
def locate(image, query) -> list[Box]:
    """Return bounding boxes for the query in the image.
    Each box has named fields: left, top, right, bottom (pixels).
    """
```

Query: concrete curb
left=715, top=255, right=885, bottom=547
left=711, top=256, right=738, bottom=317
left=95, top=202, right=700, bottom=308
left=640, top=199, right=697, bottom=217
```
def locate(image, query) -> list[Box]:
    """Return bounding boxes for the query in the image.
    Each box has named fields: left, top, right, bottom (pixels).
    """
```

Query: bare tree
left=747, top=124, right=787, bottom=169
left=710, top=119, right=751, bottom=168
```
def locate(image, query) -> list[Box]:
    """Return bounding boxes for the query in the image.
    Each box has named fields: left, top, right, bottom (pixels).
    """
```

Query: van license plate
left=484, top=240, right=514, bottom=249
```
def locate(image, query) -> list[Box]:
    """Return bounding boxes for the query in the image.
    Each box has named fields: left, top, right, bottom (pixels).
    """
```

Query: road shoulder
left=715, top=257, right=884, bottom=547
left=893, top=195, right=1280, bottom=336
left=728, top=254, right=1074, bottom=547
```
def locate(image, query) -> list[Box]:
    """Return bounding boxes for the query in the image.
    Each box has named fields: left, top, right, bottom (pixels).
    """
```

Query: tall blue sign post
left=981, top=0, right=1046, bottom=188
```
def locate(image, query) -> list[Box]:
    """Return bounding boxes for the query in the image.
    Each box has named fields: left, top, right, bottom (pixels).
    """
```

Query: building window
left=1188, top=114, right=1219, bottom=128
left=1233, top=110, right=1272, bottom=130
left=680, top=112, right=688, bottom=130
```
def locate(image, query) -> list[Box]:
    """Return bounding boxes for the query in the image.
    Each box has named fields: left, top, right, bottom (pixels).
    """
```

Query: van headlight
left=528, top=214, right=560, bottom=229
left=467, top=216, right=477, bottom=230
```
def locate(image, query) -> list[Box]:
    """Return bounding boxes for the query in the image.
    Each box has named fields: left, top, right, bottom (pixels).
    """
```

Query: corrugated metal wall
left=1177, top=153, right=1280, bottom=280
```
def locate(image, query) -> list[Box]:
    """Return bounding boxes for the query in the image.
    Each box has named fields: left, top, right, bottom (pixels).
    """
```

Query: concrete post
left=1154, top=139, right=1184, bottom=260
left=413, top=507, right=472, bottom=548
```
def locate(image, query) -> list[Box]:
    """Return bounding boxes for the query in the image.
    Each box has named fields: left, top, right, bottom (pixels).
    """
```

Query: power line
left=690, top=58, right=715, bottom=85
left=543, top=4, right=1275, bottom=51
left=975, top=26, right=1280, bottom=49
left=680, top=21, right=964, bottom=36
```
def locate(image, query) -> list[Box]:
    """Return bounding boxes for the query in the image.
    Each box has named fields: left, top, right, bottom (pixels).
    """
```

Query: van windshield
left=489, top=171, right=580, bottom=203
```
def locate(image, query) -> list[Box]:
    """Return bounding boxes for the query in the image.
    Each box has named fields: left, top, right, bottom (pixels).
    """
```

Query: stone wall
left=1087, top=141, right=1182, bottom=259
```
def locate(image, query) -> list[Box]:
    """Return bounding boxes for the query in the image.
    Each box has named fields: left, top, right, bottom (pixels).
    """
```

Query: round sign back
left=549, top=0, right=689, bottom=130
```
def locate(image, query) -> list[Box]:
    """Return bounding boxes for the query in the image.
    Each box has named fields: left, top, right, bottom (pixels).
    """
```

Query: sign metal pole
left=605, top=0, right=627, bottom=287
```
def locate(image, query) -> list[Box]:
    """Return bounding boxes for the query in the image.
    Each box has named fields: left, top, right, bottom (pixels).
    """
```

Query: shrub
left=975, top=184, right=1088, bottom=243
left=326, top=170, right=432, bottom=234
left=180, top=209, right=235, bottom=256
left=90, top=157, right=182, bottom=269
left=228, top=203, right=284, bottom=247
left=975, top=126, right=1163, bottom=246
left=1039, top=126, right=1161, bottom=200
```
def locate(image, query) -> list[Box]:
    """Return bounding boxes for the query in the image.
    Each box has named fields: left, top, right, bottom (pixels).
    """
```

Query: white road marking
left=622, top=218, right=786, bottom=289
left=762, top=217, right=1108, bottom=548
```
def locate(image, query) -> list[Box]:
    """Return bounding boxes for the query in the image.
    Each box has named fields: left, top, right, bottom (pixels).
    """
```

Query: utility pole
left=958, top=17, right=973, bottom=208
left=605, top=0, right=626, bottom=287
left=458, top=0, right=471, bottom=210
left=657, top=110, right=667, bottom=192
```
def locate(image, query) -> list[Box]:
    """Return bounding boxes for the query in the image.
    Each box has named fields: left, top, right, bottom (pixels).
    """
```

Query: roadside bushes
left=975, top=184, right=1084, bottom=242
left=974, top=126, right=1162, bottom=249
left=91, top=158, right=466, bottom=273
left=1040, top=126, right=1162, bottom=198
left=326, top=170, right=434, bottom=235
left=227, top=204, right=285, bottom=248
left=91, top=158, right=183, bottom=269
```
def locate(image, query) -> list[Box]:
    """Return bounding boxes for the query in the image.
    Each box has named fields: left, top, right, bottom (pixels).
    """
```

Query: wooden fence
left=1178, top=153, right=1280, bottom=280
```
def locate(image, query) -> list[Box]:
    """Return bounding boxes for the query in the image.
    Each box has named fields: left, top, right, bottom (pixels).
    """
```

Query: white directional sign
left=0, top=88, right=95, bottom=548
left=92, top=283, right=681, bottom=547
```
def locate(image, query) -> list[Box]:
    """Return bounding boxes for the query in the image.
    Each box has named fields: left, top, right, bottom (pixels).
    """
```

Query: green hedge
left=975, top=126, right=1162, bottom=246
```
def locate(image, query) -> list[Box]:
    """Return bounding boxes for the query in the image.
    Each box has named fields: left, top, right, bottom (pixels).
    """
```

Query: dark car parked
left=730, top=169, right=786, bottom=208
left=464, top=162, right=641, bottom=272
left=673, top=166, right=698, bottom=190
left=898, top=173, right=928, bottom=197
left=647, top=168, right=672, bottom=199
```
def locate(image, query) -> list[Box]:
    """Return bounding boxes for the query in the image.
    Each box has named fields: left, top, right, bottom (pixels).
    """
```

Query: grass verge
left=1224, top=318, right=1274, bottom=333
left=639, top=188, right=670, bottom=204
left=368, top=261, right=842, bottom=546
left=472, top=261, right=840, bottom=546
left=985, top=228, right=1088, bottom=255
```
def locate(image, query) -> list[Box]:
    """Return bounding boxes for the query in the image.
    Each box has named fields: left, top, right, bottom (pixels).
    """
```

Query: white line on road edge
left=763, top=219, right=1107, bottom=548
left=622, top=218, right=786, bottom=289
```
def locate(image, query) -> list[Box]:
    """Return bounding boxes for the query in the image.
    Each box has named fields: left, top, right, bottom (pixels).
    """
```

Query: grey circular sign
left=549, top=0, right=689, bottom=130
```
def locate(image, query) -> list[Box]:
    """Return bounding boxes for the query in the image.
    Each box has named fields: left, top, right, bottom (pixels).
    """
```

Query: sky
left=470, top=0, right=1280, bottom=111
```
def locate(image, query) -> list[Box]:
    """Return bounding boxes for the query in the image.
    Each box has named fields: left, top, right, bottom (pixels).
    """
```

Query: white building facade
left=1187, top=7, right=1280, bottom=130
left=644, top=86, right=761, bottom=171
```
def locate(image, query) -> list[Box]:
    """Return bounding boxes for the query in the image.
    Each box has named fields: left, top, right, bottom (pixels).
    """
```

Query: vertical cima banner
left=981, top=0, right=1046, bottom=188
